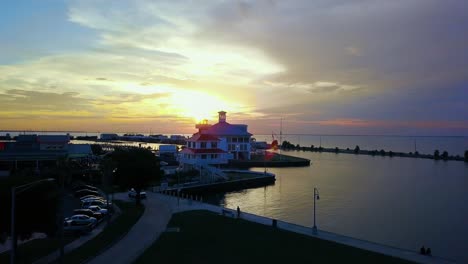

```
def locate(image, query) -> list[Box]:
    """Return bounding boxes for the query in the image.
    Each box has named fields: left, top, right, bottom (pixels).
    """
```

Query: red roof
left=187, top=133, right=220, bottom=142
left=181, top=148, right=226, bottom=154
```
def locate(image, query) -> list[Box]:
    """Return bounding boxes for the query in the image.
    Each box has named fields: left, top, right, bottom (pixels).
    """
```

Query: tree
left=465, top=150, right=468, bottom=162
left=354, top=145, right=360, bottom=154
left=380, top=149, right=386, bottom=156
left=91, top=144, right=104, bottom=155
left=441, top=151, right=449, bottom=161
left=335, top=147, right=339, bottom=153
left=111, top=147, right=162, bottom=205
left=0, top=175, right=59, bottom=245
left=434, top=150, right=440, bottom=160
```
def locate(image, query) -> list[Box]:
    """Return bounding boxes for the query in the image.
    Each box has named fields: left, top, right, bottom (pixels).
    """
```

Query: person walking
left=420, top=246, right=426, bottom=255
left=426, top=248, right=432, bottom=256
left=237, top=206, right=240, bottom=218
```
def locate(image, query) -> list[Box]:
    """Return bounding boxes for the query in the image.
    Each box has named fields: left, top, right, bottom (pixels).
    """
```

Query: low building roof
left=202, top=122, right=252, bottom=136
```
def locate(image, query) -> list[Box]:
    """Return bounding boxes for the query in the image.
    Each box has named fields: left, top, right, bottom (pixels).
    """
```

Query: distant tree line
left=279, top=141, right=467, bottom=162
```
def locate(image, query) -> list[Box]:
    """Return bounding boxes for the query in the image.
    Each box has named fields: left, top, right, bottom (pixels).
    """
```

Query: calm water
left=210, top=151, right=468, bottom=262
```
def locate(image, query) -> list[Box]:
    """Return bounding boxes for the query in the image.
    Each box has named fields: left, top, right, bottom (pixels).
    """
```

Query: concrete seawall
left=157, top=173, right=276, bottom=195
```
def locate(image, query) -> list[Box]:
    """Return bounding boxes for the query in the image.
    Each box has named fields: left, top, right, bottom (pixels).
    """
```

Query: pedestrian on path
left=420, top=246, right=426, bottom=255
left=426, top=248, right=432, bottom=256
left=237, top=206, right=240, bottom=218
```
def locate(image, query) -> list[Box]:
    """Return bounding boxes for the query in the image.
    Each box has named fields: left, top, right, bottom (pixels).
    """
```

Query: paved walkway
left=33, top=204, right=122, bottom=264
left=151, top=192, right=454, bottom=264
left=84, top=192, right=453, bottom=264
left=87, top=193, right=172, bottom=264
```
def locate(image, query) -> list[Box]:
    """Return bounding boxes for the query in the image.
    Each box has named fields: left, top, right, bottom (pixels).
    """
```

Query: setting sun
left=167, top=90, right=238, bottom=123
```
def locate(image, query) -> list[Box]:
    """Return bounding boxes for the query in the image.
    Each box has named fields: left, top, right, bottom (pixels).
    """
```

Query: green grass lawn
left=0, top=237, right=75, bottom=264
left=59, top=200, right=144, bottom=264
left=134, top=210, right=413, bottom=264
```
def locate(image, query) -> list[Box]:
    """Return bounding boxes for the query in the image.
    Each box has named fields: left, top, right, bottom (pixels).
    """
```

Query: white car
left=88, top=205, right=108, bottom=215
left=82, top=200, right=111, bottom=209
left=65, top=214, right=97, bottom=227
left=128, top=189, right=147, bottom=199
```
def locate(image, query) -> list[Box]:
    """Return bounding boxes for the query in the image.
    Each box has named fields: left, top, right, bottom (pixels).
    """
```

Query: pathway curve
left=86, top=191, right=453, bottom=264
left=86, top=193, right=172, bottom=264
left=152, top=192, right=454, bottom=264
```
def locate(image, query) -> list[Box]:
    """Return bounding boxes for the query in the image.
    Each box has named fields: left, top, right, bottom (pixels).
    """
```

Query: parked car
left=65, top=214, right=97, bottom=227
left=81, top=197, right=107, bottom=203
left=72, top=184, right=98, bottom=192
left=73, top=209, right=103, bottom=221
left=75, top=189, right=100, bottom=198
left=80, top=194, right=103, bottom=200
left=82, top=200, right=111, bottom=209
left=128, top=188, right=147, bottom=199
left=64, top=220, right=93, bottom=234
left=88, top=205, right=108, bottom=215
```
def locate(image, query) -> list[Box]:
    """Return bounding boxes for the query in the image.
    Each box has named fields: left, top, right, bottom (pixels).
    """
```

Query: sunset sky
left=1, top=0, right=467, bottom=135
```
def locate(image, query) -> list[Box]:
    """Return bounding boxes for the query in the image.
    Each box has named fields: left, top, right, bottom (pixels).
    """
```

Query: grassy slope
left=0, top=237, right=75, bottom=264
left=135, top=210, right=413, bottom=264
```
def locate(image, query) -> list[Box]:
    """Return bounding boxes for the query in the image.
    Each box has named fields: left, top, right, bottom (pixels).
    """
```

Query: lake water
left=208, top=151, right=468, bottom=262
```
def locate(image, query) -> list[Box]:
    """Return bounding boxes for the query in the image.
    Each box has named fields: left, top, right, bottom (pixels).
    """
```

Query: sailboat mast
left=280, top=117, right=283, bottom=159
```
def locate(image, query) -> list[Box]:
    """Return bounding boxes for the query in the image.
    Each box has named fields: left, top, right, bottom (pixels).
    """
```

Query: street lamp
left=11, top=178, right=55, bottom=264
left=312, top=187, right=320, bottom=234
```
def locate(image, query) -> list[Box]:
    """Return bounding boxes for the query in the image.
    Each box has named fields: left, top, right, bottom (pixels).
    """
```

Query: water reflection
left=207, top=151, right=468, bottom=262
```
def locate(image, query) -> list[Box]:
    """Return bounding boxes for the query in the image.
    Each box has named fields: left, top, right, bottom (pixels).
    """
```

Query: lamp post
left=10, top=178, right=55, bottom=264
left=312, top=187, right=320, bottom=234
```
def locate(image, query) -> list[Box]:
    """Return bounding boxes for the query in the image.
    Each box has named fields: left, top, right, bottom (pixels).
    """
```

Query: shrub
left=354, top=145, right=360, bottom=154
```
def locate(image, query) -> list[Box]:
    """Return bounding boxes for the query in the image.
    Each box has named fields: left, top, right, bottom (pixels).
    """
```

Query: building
left=100, top=133, right=119, bottom=140
left=180, top=111, right=252, bottom=167
left=0, top=134, right=92, bottom=176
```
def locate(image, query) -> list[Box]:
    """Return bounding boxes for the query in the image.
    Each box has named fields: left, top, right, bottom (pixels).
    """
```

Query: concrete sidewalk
left=86, top=193, right=172, bottom=264
left=33, top=202, right=122, bottom=264
left=153, top=192, right=454, bottom=264
left=84, top=191, right=453, bottom=264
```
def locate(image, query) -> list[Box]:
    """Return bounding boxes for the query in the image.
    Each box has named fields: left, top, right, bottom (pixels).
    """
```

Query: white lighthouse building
left=180, top=111, right=252, bottom=167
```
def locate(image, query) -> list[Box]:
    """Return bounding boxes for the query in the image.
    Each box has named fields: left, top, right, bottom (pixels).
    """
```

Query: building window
left=201, top=154, right=207, bottom=159
left=232, top=137, right=238, bottom=143
left=200, top=142, right=207, bottom=149
left=227, top=137, right=231, bottom=143
left=211, top=154, right=217, bottom=159
left=211, top=142, right=217, bottom=148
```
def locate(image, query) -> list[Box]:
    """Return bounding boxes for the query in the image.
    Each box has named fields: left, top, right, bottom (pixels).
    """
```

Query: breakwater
left=280, top=144, right=467, bottom=162
left=229, top=153, right=311, bottom=168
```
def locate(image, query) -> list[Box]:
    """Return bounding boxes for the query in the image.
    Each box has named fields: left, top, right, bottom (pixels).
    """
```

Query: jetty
left=155, top=170, right=276, bottom=195
left=228, top=152, right=311, bottom=168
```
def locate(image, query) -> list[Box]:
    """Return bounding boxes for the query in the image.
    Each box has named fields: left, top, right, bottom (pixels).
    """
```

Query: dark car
left=73, top=209, right=103, bottom=221
left=64, top=220, right=93, bottom=234
left=72, top=184, right=98, bottom=192
left=75, top=189, right=100, bottom=198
